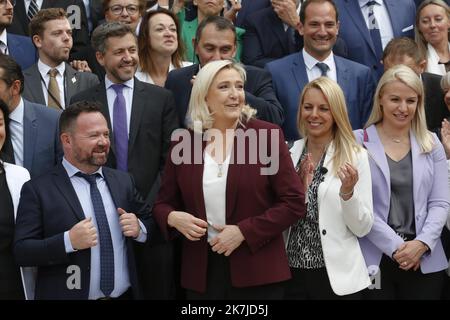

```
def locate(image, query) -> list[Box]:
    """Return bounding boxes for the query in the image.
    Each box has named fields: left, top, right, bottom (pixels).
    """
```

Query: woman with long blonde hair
left=356, top=64, right=450, bottom=299
left=286, top=77, right=373, bottom=299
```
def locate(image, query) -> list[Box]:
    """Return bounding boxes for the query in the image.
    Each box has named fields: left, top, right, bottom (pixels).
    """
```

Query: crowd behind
left=0, top=0, right=450, bottom=300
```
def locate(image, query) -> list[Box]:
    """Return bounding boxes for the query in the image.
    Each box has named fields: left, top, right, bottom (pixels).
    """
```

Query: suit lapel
left=410, top=131, right=424, bottom=219
left=384, top=0, right=401, bottom=36
left=335, top=56, right=350, bottom=95
left=22, top=100, right=38, bottom=171
left=292, top=53, right=308, bottom=95
left=12, top=1, right=28, bottom=34
left=102, top=168, right=120, bottom=209
left=192, top=137, right=207, bottom=221
left=363, top=125, right=391, bottom=191
left=225, top=131, right=243, bottom=220
left=317, top=143, right=335, bottom=206
left=25, top=65, right=46, bottom=104
left=128, top=78, right=145, bottom=153
left=343, top=0, right=377, bottom=56
left=269, top=10, right=289, bottom=52
left=53, top=164, right=86, bottom=221
left=64, top=63, right=78, bottom=105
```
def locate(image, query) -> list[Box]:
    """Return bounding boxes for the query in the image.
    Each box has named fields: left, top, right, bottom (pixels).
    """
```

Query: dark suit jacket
left=70, top=77, right=178, bottom=299
left=235, top=0, right=271, bottom=27
left=23, top=62, right=100, bottom=108
left=22, top=99, right=63, bottom=178
left=7, top=33, right=37, bottom=71
left=335, top=0, right=416, bottom=82
left=14, top=164, right=153, bottom=299
left=165, top=64, right=284, bottom=127
left=422, top=72, right=450, bottom=137
left=153, top=119, right=305, bottom=293
left=266, top=52, right=376, bottom=141
left=69, top=45, right=105, bottom=81
left=8, top=0, right=89, bottom=55
left=70, top=77, right=178, bottom=199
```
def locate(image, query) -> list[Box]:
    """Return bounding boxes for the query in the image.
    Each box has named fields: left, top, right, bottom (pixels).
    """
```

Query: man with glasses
left=103, top=0, right=146, bottom=33
left=7, top=0, right=90, bottom=55
left=0, top=0, right=36, bottom=70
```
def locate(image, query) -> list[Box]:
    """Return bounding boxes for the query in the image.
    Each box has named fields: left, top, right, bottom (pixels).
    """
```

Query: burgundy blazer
left=153, top=119, right=305, bottom=293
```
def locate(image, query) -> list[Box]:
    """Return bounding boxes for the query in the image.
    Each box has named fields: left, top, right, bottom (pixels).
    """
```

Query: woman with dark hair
left=0, top=99, right=32, bottom=299
left=136, top=8, right=191, bottom=86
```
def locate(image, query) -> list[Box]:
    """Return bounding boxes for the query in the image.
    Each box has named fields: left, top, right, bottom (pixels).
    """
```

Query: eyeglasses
left=108, top=4, right=139, bottom=16
left=0, top=0, right=16, bottom=7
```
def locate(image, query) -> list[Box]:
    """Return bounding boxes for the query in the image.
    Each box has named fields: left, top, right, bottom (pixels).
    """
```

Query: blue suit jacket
left=14, top=163, right=154, bottom=299
left=266, top=52, right=375, bottom=141
left=7, top=33, right=37, bottom=71
left=334, top=0, right=416, bottom=82
left=22, top=99, right=63, bottom=178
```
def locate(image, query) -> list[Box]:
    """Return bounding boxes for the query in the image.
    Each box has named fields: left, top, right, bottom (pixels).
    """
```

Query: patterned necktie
left=47, top=68, right=61, bottom=109
left=76, top=172, right=115, bottom=297
left=27, top=0, right=39, bottom=21
left=316, top=62, right=329, bottom=77
left=367, top=1, right=383, bottom=61
left=111, top=84, right=128, bottom=172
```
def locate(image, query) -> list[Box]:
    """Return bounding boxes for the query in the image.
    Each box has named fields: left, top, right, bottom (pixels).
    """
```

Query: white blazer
left=426, top=43, right=450, bottom=76
left=4, top=162, right=35, bottom=300
left=287, top=140, right=374, bottom=296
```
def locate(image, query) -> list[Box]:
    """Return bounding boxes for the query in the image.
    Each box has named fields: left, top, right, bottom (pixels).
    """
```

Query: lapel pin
left=71, top=77, right=76, bottom=83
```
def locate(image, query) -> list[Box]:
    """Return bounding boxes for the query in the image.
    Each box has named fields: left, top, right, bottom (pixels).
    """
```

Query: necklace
left=381, top=127, right=407, bottom=144
left=217, top=163, right=223, bottom=177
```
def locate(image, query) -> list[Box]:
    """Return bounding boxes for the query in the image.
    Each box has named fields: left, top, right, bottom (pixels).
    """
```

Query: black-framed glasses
left=0, top=0, right=16, bottom=7
left=108, top=4, right=139, bottom=16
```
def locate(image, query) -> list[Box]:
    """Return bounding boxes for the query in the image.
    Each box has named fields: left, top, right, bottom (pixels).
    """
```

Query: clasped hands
left=168, top=211, right=244, bottom=256
left=393, top=240, right=429, bottom=271
left=300, top=153, right=358, bottom=200
left=69, top=208, right=140, bottom=250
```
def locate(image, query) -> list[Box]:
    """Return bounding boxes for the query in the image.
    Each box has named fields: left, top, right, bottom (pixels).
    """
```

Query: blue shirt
left=62, top=158, right=146, bottom=299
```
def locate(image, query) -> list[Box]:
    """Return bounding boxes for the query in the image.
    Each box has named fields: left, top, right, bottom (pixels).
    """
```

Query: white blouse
left=426, top=42, right=450, bottom=76
left=135, top=61, right=192, bottom=85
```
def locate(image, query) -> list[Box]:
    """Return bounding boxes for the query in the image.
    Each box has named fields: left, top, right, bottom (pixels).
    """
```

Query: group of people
left=0, top=0, right=449, bottom=301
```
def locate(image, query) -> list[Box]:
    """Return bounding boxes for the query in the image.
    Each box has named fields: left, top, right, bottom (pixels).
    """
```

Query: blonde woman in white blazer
left=285, top=77, right=374, bottom=299
left=0, top=101, right=34, bottom=300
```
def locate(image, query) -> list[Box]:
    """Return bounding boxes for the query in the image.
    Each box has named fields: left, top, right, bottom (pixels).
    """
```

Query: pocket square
left=402, top=25, right=413, bottom=33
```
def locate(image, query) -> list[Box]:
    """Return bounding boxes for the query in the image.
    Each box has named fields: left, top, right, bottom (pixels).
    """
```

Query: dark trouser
left=364, top=254, right=445, bottom=300
left=186, top=248, right=285, bottom=300
left=285, top=267, right=363, bottom=300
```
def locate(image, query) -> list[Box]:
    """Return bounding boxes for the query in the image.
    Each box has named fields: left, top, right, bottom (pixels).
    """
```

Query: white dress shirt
left=38, top=60, right=66, bottom=109
left=8, top=98, right=25, bottom=166
left=303, top=49, right=337, bottom=82
left=0, top=29, right=8, bottom=55
left=105, top=77, right=134, bottom=135
left=203, top=152, right=231, bottom=241
left=62, top=158, right=147, bottom=299
left=426, top=43, right=450, bottom=76
left=359, top=0, right=394, bottom=50
left=25, top=0, right=43, bottom=11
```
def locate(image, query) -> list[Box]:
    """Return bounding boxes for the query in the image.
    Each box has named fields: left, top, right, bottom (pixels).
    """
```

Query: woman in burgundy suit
left=153, top=60, right=305, bottom=299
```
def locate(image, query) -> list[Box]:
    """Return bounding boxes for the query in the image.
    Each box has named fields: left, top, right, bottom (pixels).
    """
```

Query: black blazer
left=14, top=164, right=153, bottom=299
left=165, top=63, right=285, bottom=127
left=8, top=0, right=89, bottom=55
left=70, top=78, right=179, bottom=199
left=422, top=72, right=450, bottom=138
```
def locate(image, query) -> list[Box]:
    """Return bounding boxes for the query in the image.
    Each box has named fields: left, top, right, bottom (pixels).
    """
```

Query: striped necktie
left=27, top=0, right=39, bottom=21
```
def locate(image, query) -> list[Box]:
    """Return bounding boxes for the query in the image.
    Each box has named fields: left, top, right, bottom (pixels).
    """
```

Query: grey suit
left=22, top=99, right=63, bottom=178
left=22, top=63, right=99, bottom=109
left=70, top=77, right=179, bottom=299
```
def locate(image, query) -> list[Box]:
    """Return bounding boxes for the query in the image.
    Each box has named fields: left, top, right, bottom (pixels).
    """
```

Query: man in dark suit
left=382, top=37, right=450, bottom=138
left=334, top=0, right=416, bottom=83
left=14, top=101, right=153, bottom=299
left=70, top=22, right=178, bottom=299
left=22, top=8, right=99, bottom=109
left=0, top=54, right=62, bottom=178
left=235, top=0, right=270, bottom=27
left=266, top=0, right=375, bottom=141
left=165, top=15, right=284, bottom=128
left=7, top=0, right=89, bottom=55
left=0, top=0, right=36, bottom=70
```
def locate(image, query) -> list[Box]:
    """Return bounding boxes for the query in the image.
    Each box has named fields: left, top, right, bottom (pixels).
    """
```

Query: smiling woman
left=153, top=60, right=306, bottom=299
